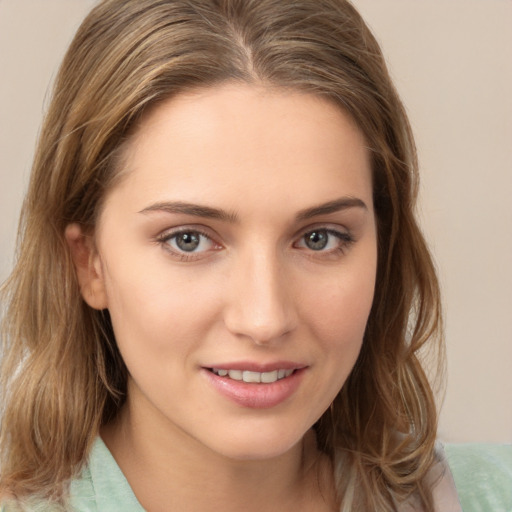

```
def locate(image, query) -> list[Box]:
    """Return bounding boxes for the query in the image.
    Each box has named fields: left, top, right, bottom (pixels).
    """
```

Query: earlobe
left=65, top=223, right=108, bottom=310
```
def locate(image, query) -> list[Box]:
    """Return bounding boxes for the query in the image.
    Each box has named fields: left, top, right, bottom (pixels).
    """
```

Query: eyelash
left=156, top=226, right=355, bottom=261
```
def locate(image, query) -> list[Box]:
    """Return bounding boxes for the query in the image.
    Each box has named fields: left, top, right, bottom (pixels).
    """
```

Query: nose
left=223, top=249, right=297, bottom=345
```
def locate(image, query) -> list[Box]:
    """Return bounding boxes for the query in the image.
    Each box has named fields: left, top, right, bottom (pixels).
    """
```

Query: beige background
left=0, top=0, right=511, bottom=443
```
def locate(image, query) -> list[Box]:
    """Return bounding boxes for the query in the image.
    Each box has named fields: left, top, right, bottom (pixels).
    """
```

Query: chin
left=201, top=419, right=313, bottom=462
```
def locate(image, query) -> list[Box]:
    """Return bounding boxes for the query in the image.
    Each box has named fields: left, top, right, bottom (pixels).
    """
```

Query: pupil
left=306, top=230, right=328, bottom=250
left=176, top=232, right=200, bottom=252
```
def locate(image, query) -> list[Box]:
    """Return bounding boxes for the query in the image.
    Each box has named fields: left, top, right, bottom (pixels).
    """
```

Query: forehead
left=102, top=83, right=373, bottom=219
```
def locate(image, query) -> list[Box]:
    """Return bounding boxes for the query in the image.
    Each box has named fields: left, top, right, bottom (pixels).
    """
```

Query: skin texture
left=67, top=84, right=377, bottom=511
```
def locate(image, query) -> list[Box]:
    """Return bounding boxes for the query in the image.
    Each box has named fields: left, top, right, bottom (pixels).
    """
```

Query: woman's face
left=83, top=84, right=377, bottom=460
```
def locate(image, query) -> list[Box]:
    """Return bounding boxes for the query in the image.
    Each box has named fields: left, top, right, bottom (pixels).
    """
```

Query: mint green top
left=68, top=439, right=145, bottom=511
left=2, top=439, right=511, bottom=511
left=445, top=443, right=512, bottom=512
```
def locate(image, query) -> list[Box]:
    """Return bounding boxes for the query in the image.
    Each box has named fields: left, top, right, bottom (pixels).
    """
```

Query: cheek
left=301, top=265, right=376, bottom=343
left=101, top=257, right=223, bottom=361
left=297, top=257, right=376, bottom=395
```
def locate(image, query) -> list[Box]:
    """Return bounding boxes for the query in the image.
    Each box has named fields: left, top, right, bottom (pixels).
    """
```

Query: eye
left=158, top=229, right=219, bottom=256
left=295, top=228, right=353, bottom=253
left=172, top=232, right=205, bottom=252
left=303, top=230, right=330, bottom=251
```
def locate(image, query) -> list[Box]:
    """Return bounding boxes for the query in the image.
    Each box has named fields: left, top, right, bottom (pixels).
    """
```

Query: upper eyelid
left=157, top=225, right=218, bottom=241
left=292, top=222, right=352, bottom=240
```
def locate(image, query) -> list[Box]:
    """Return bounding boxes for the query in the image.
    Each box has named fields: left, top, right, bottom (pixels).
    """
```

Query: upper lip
left=202, top=361, right=307, bottom=372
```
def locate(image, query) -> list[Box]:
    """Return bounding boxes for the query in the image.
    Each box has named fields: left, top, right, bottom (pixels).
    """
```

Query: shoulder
left=445, top=443, right=512, bottom=512
left=0, top=468, right=95, bottom=512
left=0, top=437, right=124, bottom=512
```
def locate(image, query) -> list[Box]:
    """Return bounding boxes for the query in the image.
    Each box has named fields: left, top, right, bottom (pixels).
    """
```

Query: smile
left=203, top=366, right=306, bottom=408
left=209, top=368, right=295, bottom=383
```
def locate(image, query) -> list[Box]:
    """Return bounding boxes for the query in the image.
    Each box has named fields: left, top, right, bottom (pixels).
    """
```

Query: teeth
left=261, top=370, right=278, bottom=383
left=228, top=369, right=243, bottom=381
left=212, top=368, right=295, bottom=383
left=243, top=371, right=261, bottom=383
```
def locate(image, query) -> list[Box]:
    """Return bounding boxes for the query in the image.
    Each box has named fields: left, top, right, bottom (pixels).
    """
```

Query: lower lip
left=202, top=368, right=306, bottom=409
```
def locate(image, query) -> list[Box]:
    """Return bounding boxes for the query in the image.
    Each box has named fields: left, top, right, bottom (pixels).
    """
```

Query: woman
left=0, top=0, right=461, bottom=510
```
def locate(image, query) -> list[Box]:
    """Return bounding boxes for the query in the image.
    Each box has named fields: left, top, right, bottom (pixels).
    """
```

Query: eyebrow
left=139, top=196, right=368, bottom=223
left=139, top=201, right=239, bottom=223
left=295, top=197, right=368, bottom=220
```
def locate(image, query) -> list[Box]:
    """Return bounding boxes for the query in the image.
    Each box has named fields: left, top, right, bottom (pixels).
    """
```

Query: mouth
left=203, top=365, right=306, bottom=408
left=207, top=368, right=295, bottom=384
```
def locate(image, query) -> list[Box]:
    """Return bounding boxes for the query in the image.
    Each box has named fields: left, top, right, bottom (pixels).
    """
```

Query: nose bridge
left=224, top=243, right=296, bottom=344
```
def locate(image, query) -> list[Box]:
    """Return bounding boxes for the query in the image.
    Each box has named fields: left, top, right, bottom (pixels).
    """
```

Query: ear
left=65, top=223, right=108, bottom=310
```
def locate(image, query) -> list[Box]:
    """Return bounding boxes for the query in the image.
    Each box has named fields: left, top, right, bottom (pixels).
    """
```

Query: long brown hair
left=0, top=0, right=443, bottom=509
